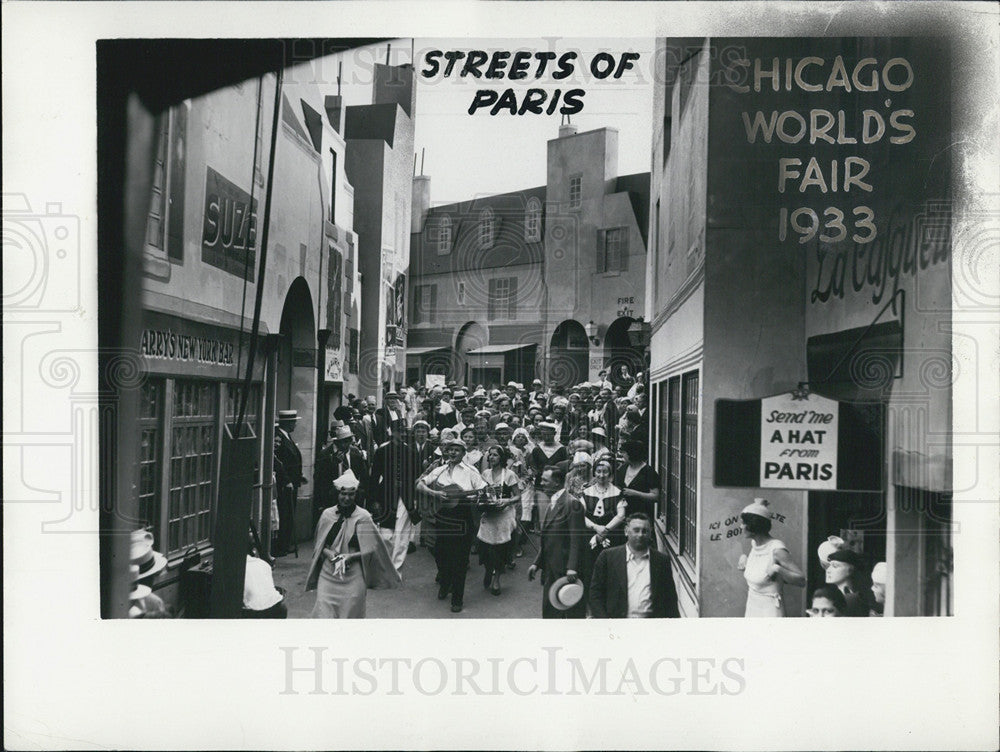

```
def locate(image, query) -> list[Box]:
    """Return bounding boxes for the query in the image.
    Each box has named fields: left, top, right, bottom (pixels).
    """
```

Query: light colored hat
left=128, top=565, right=151, bottom=600
left=277, top=409, right=298, bottom=422
left=494, top=422, right=510, bottom=432
left=243, top=555, right=283, bottom=611
left=549, top=576, right=585, bottom=611
left=573, top=451, right=594, bottom=466
left=532, top=378, right=543, bottom=386
left=741, top=498, right=772, bottom=519
left=332, top=423, right=354, bottom=441
left=472, top=388, right=487, bottom=398
left=871, top=561, right=887, bottom=585
left=429, top=428, right=440, bottom=439
left=553, top=396, right=569, bottom=408
left=444, top=437, right=467, bottom=450
left=817, top=535, right=847, bottom=569
left=506, top=381, right=519, bottom=388
left=412, top=419, right=430, bottom=430
left=333, top=469, right=360, bottom=491
left=590, top=426, right=607, bottom=438
left=130, top=530, right=167, bottom=580
left=539, top=421, right=557, bottom=431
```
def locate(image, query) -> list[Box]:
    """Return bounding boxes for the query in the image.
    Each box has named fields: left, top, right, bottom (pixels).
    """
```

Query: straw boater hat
left=548, top=575, right=585, bottom=611
left=129, top=565, right=151, bottom=600
left=130, top=529, right=168, bottom=580
left=871, top=561, right=887, bottom=585
left=276, top=409, right=298, bottom=424
left=332, top=469, right=360, bottom=491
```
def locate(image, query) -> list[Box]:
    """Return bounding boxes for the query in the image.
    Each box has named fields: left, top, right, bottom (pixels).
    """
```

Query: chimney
left=558, top=122, right=578, bottom=138
left=412, top=150, right=431, bottom=233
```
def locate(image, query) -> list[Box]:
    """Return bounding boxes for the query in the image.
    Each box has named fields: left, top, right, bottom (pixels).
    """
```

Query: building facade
left=345, top=62, right=416, bottom=399
left=646, top=37, right=953, bottom=617
left=133, top=56, right=362, bottom=607
left=408, top=124, right=650, bottom=390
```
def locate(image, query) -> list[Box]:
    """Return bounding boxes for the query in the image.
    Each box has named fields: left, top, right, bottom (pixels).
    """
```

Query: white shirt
left=422, top=461, right=487, bottom=493
left=626, top=547, right=653, bottom=617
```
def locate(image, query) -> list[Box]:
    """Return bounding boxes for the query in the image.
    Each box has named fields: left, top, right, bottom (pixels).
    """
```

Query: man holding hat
left=528, top=466, right=587, bottom=619
left=274, top=409, right=307, bottom=557
left=371, top=390, right=407, bottom=447
left=369, top=421, right=421, bottom=571
left=314, top=421, right=369, bottom=526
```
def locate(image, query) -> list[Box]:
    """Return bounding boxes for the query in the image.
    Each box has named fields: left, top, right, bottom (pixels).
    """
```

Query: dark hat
left=827, top=548, right=864, bottom=569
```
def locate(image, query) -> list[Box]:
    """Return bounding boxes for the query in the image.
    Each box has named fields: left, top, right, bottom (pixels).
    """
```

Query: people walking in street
left=273, top=409, right=307, bottom=557
left=417, top=437, right=487, bottom=613
left=738, top=498, right=806, bottom=617
left=528, top=466, right=586, bottom=619
left=477, top=445, right=521, bottom=595
left=589, top=513, right=680, bottom=618
left=368, top=423, right=421, bottom=572
left=306, top=470, right=400, bottom=618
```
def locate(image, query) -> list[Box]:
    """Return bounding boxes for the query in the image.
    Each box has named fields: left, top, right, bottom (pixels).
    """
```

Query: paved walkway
left=271, top=532, right=545, bottom=619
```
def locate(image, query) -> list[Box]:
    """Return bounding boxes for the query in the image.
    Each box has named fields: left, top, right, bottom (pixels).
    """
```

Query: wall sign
left=715, top=392, right=883, bottom=492
left=325, top=347, right=343, bottom=382
left=759, top=392, right=838, bottom=489
left=201, top=166, right=258, bottom=281
left=137, top=310, right=263, bottom=381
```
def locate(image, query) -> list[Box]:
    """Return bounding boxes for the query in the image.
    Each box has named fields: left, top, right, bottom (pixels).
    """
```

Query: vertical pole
left=260, top=334, right=281, bottom=558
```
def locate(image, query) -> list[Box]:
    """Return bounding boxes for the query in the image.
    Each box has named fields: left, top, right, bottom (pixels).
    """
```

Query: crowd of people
left=301, top=372, right=676, bottom=617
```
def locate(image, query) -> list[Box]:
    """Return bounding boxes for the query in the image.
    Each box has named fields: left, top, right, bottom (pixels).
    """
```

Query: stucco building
left=646, top=37, right=953, bottom=617
left=408, top=123, right=650, bottom=390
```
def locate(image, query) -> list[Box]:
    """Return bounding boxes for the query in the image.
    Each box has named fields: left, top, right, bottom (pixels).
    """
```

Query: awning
left=466, top=344, right=535, bottom=355
left=406, top=346, right=450, bottom=356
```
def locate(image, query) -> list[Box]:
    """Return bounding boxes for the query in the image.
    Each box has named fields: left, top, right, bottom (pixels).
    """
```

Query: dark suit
left=368, top=438, right=419, bottom=529
left=589, top=545, right=680, bottom=618
left=533, top=490, right=586, bottom=618
left=314, top=442, right=369, bottom=525
left=273, top=427, right=306, bottom=555
left=371, top=406, right=406, bottom=447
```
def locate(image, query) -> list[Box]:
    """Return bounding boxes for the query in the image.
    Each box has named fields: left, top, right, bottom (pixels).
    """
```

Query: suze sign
left=715, top=392, right=883, bottom=492
left=759, top=393, right=838, bottom=488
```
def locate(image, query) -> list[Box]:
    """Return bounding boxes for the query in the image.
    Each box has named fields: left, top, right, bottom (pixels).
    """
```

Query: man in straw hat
left=273, top=409, right=307, bottom=556
left=129, top=530, right=169, bottom=618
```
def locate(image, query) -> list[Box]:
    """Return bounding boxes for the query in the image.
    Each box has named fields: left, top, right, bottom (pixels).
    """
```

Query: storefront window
left=138, top=379, right=162, bottom=535
left=167, top=381, right=218, bottom=554
left=660, top=370, right=699, bottom=563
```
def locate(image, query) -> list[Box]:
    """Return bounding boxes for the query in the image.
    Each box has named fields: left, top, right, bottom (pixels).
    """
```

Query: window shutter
left=596, top=229, right=607, bottom=272
left=508, top=277, right=517, bottom=319
left=430, top=285, right=438, bottom=323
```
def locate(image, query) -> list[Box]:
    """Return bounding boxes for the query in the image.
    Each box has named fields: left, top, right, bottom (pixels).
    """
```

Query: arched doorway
left=548, top=319, right=589, bottom=390
left=603, top=316, right=644, bottom=386
left=455, top=321, right=488, bottom=388
left=277, top=277, right=316, bottom=542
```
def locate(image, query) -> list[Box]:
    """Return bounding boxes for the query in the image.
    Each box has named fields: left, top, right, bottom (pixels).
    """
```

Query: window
left=599, top=227, right=629, bottom=273
left=437, top=216, right=452, bottom=255
left=488, top=277, right=517, bottom=320
left=569, top=175, right=582, bottom=209
left=525, top=197, right=541, bottom=241
left=329, top=149, right=337, bottom=224
left=137, top=379, right=163, bottom=533
left=457, top=281, right=466, bottom=305
left=167, top=381, right=219, bottom=554
left=412, top=284, right=437, bottom=325
left=480, top=208, right=495, bottom=248
left=145, top=114, right=169, bottom=251
left=659, top=371, right=699, bottom=562
left=348, top=328, right=360, bottom=374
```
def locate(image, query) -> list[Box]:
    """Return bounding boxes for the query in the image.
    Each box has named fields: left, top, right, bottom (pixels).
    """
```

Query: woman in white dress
left=739, top=498, right=805, bottom=617
left=477, top=445, right=521, bottom=595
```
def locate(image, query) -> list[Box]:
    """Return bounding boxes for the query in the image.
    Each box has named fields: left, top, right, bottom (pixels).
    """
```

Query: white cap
left=871, top=561, right=887, bottom=585
left=333, top=469, right=360, bottom=491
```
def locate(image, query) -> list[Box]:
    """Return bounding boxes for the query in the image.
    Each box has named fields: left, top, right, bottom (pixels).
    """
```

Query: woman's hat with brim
left=538, top=421, right=558, bottom=431
left=130, top=530, right=168, bottom=580
left=827, top=548, right=864, bottom=569
left=129, top=565, right=151, bottom=600
left=590, top=426, right=607, bottom=438
left=333, top=469, right=360, bottom=491
left=871, top=561, right=887, bottom=585
left=548, top=576, right=585, bottom=611
left=412, top=419, right=430, bottom=430
left=817, top=535, right=846, bottom=568
left=332, top=423, right=354, bottom=441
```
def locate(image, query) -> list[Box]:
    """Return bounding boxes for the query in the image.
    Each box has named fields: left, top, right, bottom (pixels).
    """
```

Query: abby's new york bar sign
left=715, top=392, right=884, bottom=492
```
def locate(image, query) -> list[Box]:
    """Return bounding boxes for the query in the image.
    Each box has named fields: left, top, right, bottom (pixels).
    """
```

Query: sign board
left=384, top=346, right=396, bottom=366
left=425, top=374, right=446, bottom=389
left=715, top=392, right=883, bottom=492
left=759, top=393, right=838, bottom=489
left=324, top=347, right=343, bottom=382
left=201, top=166, right=257, bottom=281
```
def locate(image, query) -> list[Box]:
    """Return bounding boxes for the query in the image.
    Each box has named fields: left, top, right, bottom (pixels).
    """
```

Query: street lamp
left=586, top=320, right=600, bottom=346
left=626, top=317, right=651, bottom=348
